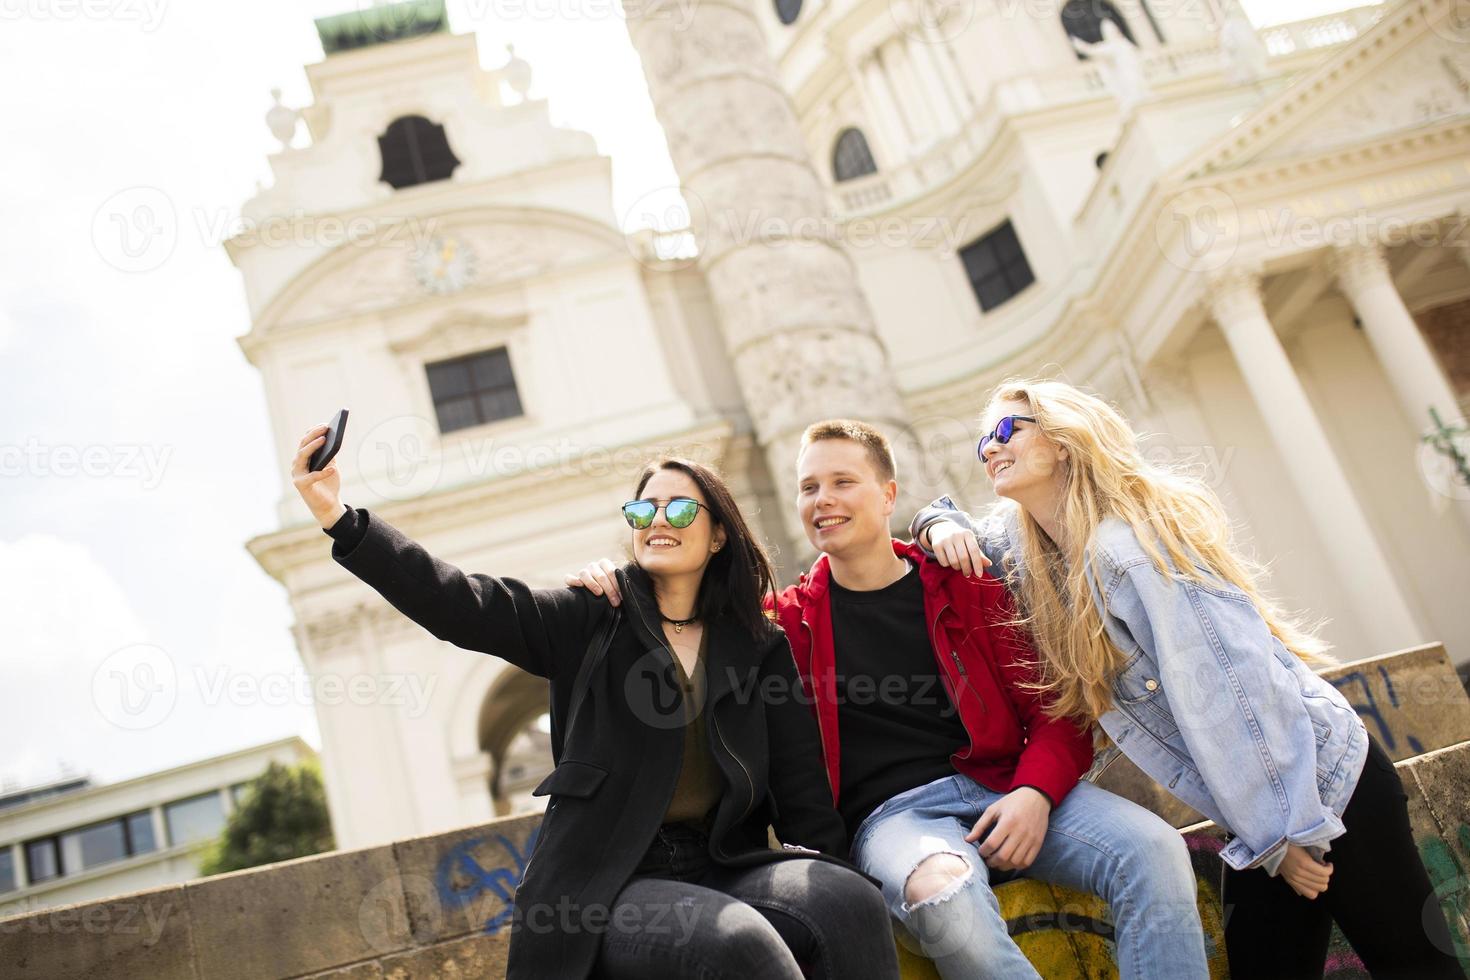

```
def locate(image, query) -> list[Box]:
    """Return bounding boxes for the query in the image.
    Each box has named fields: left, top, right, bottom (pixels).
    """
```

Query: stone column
left=1333, top=242, right=1465, bottom=433
left=1207, top=267, right=1423, bottom=653
left=623, top=0, right=938, bottom=546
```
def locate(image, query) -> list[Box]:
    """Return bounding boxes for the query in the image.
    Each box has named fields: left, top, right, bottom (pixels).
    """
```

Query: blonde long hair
left=985, top=378, right=1332, bottom=724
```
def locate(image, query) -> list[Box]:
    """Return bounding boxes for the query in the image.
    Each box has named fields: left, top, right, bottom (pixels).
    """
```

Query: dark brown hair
left=800, top=419, right=897, bottom=484
left=634, top=457, right=777, bottom=640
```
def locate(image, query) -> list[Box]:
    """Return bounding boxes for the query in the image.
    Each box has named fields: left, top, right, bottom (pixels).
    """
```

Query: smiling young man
left=569, top=421, right=1208, bottom=978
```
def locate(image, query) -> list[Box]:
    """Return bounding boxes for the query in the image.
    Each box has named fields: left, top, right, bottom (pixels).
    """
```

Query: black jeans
left=1221, top=735, right=1465, bottom=979
left=592, top=822, right=899, bottom=980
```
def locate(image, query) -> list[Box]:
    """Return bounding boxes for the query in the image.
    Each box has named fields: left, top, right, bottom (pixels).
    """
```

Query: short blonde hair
left=800, top=419, right=897, bottom=484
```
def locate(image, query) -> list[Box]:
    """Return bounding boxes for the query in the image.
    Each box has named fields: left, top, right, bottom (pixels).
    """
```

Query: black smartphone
left=309, top=408, right=348, bottom=472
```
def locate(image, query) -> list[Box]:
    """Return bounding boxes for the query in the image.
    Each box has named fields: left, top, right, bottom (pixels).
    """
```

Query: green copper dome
left=314, top=0, right=449, bottom=55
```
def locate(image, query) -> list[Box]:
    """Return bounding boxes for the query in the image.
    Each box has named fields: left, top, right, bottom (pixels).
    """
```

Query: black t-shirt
left=830, top=561, right=970, bottom=841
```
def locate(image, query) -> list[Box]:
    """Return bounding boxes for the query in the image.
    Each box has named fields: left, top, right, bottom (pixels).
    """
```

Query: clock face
left=411, top=235, right=477, bottom=295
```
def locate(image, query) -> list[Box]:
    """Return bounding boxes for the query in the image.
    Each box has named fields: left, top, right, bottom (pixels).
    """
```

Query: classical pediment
left=1189, top=0, right=1470, bottom=176
left=259, top=210, right=627, bottom=332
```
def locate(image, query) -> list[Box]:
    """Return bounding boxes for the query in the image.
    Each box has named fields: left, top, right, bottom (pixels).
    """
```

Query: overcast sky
left=0, top=0, right=1379, bottom=793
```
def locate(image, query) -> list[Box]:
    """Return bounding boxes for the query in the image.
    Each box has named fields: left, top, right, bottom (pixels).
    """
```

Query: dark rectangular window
left=164, top=792, right=225, bottom=846
left=125, top=811, right=156, bottom=855
left=65, top=820, right=128, bottom=870
left=1, top=848, right=16, bottom=893
left=959, top=220, right=1035, bottom=312
left=427, top=348, right=523, bottom=434
left=24, top=838, right=60, bottom=883
left=20, top=810, right=158, bottom=884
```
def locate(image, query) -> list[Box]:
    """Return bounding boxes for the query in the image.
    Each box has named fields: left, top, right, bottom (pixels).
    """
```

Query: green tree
left=199, top=760, right=336, bottom=876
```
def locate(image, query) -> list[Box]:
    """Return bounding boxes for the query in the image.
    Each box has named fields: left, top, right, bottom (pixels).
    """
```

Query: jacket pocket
left=1112, top=647, right=1165, bottom=705
left=531, top=760, right=610, bottom=799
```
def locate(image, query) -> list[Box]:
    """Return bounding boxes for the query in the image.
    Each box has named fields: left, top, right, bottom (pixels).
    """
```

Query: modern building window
left=21, top=809, right=158, bottom=884
left=427, top=348, right=524, bottom=434
left=24, top=838, right=59, bottom=883
left=66, top=819, right=128, bottom=870
left=0, top=848, right=15, bottom=893
left=774, top=0, right=801, bottom=25
left=164, top=792, right=226, bottom=846
left=126, top=810, right=156, bottom=854
left=1061, top=0, right=1135, bottom=56
left=378, top=115, right=462, bottom=190
left=832, top=128, right=878, bottom=183
left=959, top=221, right=1036, bottom=312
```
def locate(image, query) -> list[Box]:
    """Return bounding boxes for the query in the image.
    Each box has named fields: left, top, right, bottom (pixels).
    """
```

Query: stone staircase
left=4, top=644, right=1469, bottom=979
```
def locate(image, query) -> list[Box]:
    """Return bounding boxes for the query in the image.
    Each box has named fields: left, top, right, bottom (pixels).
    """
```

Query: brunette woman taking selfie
left=291, top=423, right=899, bottom=980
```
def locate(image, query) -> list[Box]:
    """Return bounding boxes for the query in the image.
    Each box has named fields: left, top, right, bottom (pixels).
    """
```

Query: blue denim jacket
left=911, top=496, right=1369, bottom=874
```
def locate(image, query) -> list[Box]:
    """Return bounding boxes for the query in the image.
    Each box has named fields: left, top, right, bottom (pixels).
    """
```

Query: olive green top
left=662, top=630, right=721, bottom=827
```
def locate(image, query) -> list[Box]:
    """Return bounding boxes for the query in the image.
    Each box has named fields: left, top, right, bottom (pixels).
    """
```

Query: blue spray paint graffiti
left=434, top=826, right=542, bottom=935
left=1330, top=668, right=1425, bottom=756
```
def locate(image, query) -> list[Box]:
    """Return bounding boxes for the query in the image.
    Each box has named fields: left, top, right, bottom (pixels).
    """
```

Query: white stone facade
left=237, top=0, right=1470, bottom=849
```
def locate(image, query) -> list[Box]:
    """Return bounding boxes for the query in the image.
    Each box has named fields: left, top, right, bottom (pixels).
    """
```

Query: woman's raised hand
left=292, top=423, right=345, bottom=530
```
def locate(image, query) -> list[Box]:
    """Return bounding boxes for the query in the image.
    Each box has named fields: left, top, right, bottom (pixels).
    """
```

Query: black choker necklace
left=660, top=611, right=699, bottom=634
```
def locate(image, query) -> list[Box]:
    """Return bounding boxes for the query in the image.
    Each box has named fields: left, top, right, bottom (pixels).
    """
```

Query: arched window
left=377, top=114, right=461, bottom=190
left=1061, top=0, right=1136, bottom=58
left=478, top=669, right=553, bottom=817
left=774, top=0, right=802, bottom=26
left=832, top=128, right=878, bottom=184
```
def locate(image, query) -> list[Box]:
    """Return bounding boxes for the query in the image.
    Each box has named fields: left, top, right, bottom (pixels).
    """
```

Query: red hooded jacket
left=768, top=540, right=1093, bottom=809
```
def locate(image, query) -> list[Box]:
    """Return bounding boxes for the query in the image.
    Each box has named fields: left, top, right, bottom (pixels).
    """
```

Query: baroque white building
left=236, top=0, right=1470, bottom=849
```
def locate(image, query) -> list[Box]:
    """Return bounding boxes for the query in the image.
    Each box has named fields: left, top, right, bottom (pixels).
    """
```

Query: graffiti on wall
left=1330, top=667, right=1426, bottom=757
left=433, top=825, right=542, bottom=935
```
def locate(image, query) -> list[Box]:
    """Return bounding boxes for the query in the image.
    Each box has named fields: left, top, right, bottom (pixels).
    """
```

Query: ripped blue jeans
left=850, top=773, right=1208, bottom=979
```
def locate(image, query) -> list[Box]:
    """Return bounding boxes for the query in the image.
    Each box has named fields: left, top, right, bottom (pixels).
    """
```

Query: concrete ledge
left=1095, top=643, right=1470, bottom=828
left=3, top=647, right=1466, bottom=979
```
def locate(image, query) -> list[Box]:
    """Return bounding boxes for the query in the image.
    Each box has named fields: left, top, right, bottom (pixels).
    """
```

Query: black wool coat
left=324, top=507, right=870, bottom=979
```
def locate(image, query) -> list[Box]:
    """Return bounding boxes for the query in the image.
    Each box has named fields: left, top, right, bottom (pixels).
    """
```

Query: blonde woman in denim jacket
left=911, top=379, right=1462, bottom=980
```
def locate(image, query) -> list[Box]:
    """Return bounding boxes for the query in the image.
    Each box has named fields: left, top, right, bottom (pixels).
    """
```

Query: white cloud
left=0, top=535, right=149, bottom=788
